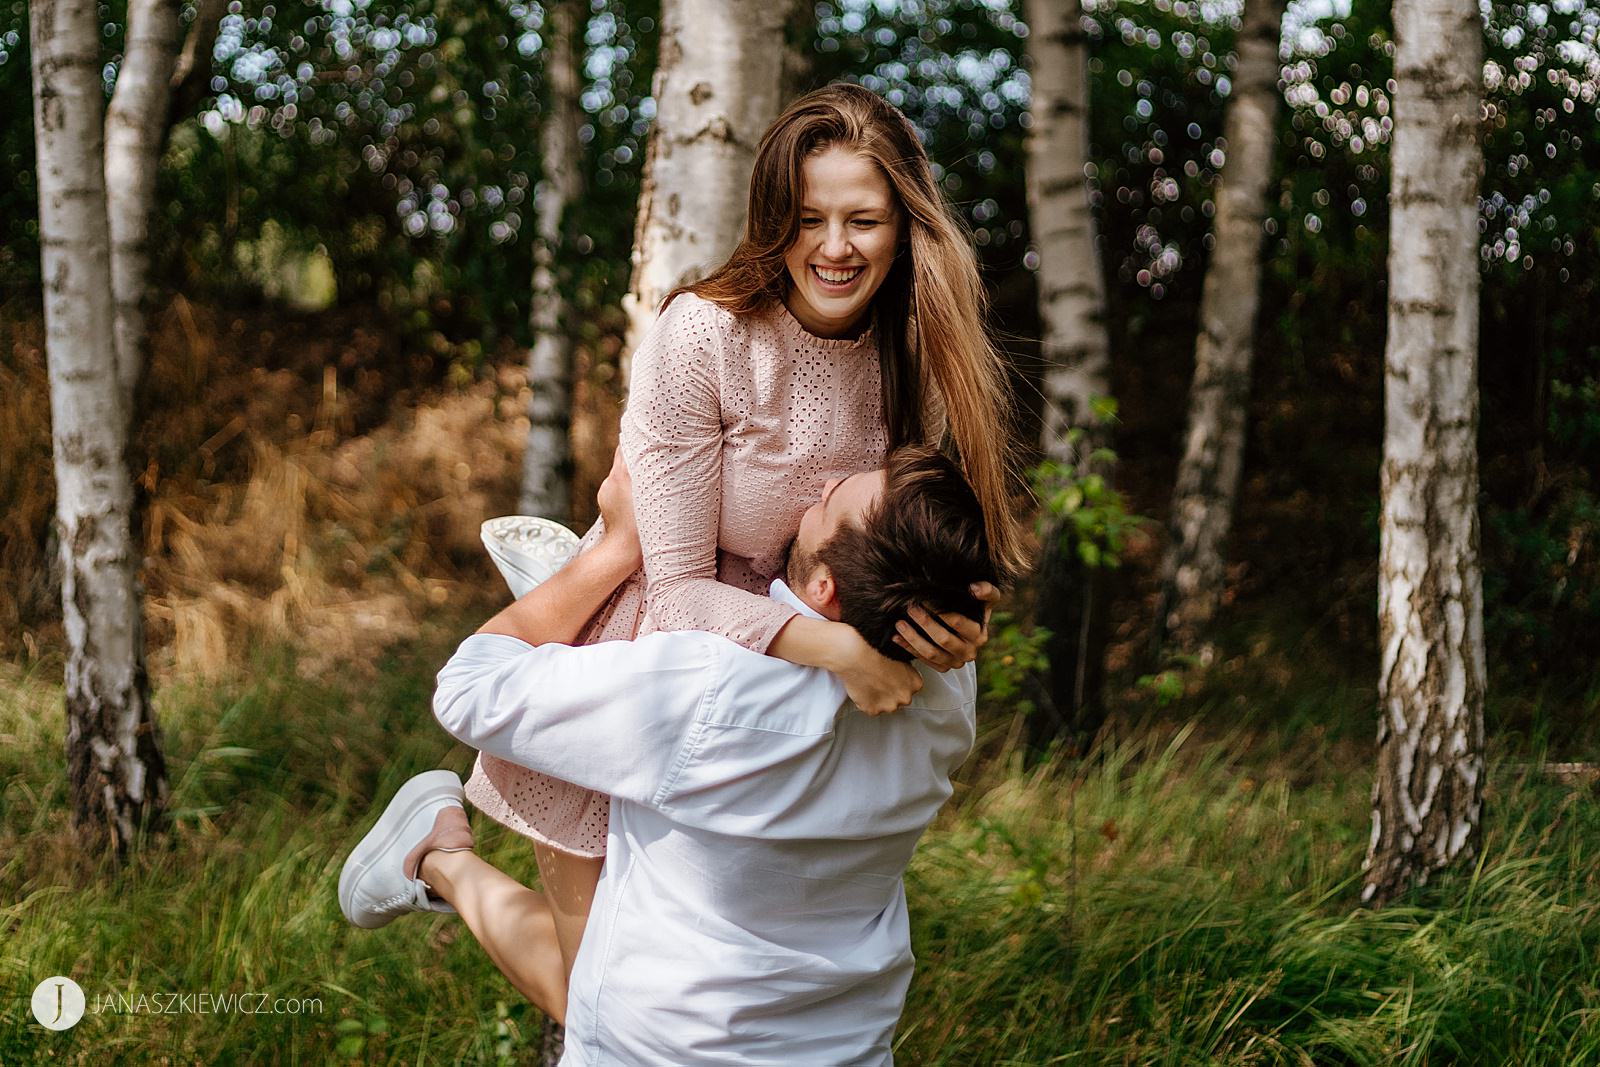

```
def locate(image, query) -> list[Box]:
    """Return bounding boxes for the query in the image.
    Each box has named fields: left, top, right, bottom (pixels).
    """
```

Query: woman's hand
left=595, top=446, right=643, bottom=571
left=890, top=581, right=1001, bottom=671
left=833, top=626, right=923, bottom=715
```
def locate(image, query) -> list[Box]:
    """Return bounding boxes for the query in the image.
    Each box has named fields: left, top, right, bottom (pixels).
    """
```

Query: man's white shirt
left=433, top=580, right=977, bottom=1066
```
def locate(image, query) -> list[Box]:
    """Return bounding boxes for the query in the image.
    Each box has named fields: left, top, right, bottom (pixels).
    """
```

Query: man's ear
left=810, top=564, right=843, bottom=619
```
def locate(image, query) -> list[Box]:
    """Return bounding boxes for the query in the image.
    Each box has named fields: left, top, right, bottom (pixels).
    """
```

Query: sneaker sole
left=339, top=769, right=464, bottom=928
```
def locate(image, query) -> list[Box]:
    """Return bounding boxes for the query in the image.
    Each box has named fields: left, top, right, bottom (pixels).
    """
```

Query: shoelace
left=375, top=880, right=429, bottom=914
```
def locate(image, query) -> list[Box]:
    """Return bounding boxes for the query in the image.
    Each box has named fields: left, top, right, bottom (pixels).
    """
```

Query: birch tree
left=30, top=0, right=170, bottom=852
left=1025, top=0, right=1114, bottom=740
left=105, top=0, right=182, bottom=419
left=619, top=0, right=799, bottom=384
left=1026, top=0, right=1111, bottom=465
left=1155, top=0, right=1285, bottom=652
left=519, top=0, right=585, bottom=518
left=1362, top=0, right=1486, bottom=907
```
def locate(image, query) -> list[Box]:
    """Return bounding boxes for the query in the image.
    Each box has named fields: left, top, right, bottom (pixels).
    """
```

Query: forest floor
left=4, top=295, right=1600, bottom=1062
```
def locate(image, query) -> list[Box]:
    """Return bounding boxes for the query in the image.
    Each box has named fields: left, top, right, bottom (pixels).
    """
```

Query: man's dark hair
left=814, top=444, right=1006, bottom=662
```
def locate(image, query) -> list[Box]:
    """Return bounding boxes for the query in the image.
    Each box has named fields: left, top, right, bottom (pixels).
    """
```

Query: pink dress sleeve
left=619, top=295, right=800, bottom=652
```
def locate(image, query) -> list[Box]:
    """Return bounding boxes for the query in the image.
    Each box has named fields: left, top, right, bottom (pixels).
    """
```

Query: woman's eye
left=853, top=220, right=880, bottom=228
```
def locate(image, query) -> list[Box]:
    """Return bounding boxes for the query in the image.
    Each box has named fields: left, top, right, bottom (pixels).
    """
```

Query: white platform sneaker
left=338, top=770, right=475, bottom=929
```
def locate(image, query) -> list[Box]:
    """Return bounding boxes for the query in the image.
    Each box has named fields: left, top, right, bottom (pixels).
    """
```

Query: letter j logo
left=31, top=976, right=86, bottom=1030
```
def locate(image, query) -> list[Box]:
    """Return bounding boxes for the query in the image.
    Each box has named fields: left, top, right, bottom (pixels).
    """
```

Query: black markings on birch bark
left=1363, top=0, right=1486, bottom=907
left=1155, top=0, right=1285, bottom=654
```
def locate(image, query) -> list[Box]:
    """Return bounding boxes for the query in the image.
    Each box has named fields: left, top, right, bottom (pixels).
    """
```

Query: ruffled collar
left=770, top=293, right=879, bottom=352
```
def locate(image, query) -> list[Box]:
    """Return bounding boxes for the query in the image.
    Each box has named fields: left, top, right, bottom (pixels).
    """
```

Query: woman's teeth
left=812, top=265, right=863, bottom=286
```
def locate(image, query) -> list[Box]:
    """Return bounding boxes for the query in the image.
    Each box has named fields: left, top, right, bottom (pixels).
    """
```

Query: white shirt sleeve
left=432, top=631, right=720, bottom=809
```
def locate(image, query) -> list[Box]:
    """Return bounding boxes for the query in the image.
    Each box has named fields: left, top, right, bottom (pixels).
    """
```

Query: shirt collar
left=768, top=578, right=826, bottom=622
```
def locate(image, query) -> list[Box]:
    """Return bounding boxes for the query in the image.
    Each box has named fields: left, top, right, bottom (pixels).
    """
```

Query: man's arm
left=433, top=631, right=718, bottom=808
left=477, top=446, right=643, bottom=646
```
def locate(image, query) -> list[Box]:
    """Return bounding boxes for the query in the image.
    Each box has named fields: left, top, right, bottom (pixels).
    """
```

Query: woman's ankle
left=418, top=846, right=475, bottom=899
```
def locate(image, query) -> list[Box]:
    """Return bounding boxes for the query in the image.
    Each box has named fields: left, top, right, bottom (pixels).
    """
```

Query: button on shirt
left=432, top=579, right=977, bottom=1066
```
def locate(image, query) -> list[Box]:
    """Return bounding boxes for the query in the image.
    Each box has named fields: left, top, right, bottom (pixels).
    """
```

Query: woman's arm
left=619, top=296, right=803, bottom=650
left=767, top=615, right=924, bottom=715
left=477, top=448, right=642, bottom=648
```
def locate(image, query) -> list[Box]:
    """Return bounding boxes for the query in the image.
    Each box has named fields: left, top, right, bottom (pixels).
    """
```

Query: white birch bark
left=30, top=0, right=169, bottom=852
left=1362, top=0, right=1486, bottom=907
left=105, top=0, right=183, bottom=419
left=1024, top=0, right=1114, bottom=738
left=1025, top=0, right=1110, bottom=468
left=1156, top=0, right=1284, bottom=650
left=619, top=0, right=795, bottom=386
left=520, top=0, right=584, bottom=518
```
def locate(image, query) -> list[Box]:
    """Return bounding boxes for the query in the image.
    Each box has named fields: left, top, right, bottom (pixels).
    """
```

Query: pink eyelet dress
left=462, top=291, right=941, bottom=856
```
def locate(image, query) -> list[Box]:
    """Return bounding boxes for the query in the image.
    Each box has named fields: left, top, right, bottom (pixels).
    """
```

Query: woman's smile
left=810, top=263, right=866, bottom=291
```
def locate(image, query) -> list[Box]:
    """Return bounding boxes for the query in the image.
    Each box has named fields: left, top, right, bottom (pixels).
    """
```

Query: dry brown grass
left=0, top=294, right=624, bottom=680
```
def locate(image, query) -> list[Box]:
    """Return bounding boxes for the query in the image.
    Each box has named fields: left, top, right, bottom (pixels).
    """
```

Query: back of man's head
left=816, top=445, right=1004, bottom=662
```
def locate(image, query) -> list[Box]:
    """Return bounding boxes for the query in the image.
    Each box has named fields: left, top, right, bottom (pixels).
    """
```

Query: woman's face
left=781, top=146, right=903, bottom=340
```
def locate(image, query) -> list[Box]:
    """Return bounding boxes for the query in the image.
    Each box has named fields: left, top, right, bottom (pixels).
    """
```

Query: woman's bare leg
left=420, top=849, right=568, bottom=1024
left=534, top=843, right=604, bottom=978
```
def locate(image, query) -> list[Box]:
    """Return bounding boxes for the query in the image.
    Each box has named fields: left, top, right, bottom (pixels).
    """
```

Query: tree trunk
left=520, top=0, right=585, bottom=519
left=619, top=0, right=795, bottom=387
left=1155, top=0, right=1284, bottom=653
left=1025, top=0, right=1113, bottom=745
left=778, top=0, right=818, bottom=105
left=1362, top=0, right=1485, bottom=908
left=105, top=0, right=183, bottom=421
left=1026, top=0, right=1110, bottom=460
left=166, top=0, right=226, bottom=131
left=30, top=0, right=169, bottom=855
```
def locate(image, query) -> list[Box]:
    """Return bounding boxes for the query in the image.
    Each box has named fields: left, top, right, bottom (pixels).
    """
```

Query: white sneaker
left=339, top=770, right=473, bottom=929
left=480, top=516, right=580, bottom=599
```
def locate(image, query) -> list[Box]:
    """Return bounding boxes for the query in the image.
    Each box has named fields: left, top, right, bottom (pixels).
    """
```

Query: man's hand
left=596, top=446, right=643, bottom=572
left=890, top=581, right=1000, bottom=671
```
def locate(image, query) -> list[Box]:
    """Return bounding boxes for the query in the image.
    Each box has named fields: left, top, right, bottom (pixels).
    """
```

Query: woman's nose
left=822, top=223, right=853, bottom=260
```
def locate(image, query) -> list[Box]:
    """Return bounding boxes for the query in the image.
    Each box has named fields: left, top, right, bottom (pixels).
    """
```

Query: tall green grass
left=4, top=630, right=1600, bottom=1064
left=900, top=719, right=1600, bottom=1064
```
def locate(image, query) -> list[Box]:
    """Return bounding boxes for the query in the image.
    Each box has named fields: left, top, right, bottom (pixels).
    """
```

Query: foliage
left=8, top=643, right=1600, bottom=1062
left=1135, top=665, right=1185, bottom=705
left=1031, top=398, right=1144, bottom=571
left=1484, top=479, right=1600, bottom=669
left=975, top=609, right=1052, bottom=720
left=0, top=0, right=661, bottom=346
left=0, top=2, right=33, bottom=290
left=1033, top=453, right=1143, bottom=571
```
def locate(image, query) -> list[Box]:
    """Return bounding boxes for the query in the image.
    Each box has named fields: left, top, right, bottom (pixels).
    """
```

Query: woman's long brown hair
left=662, top=82, right=1027, bottom=577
